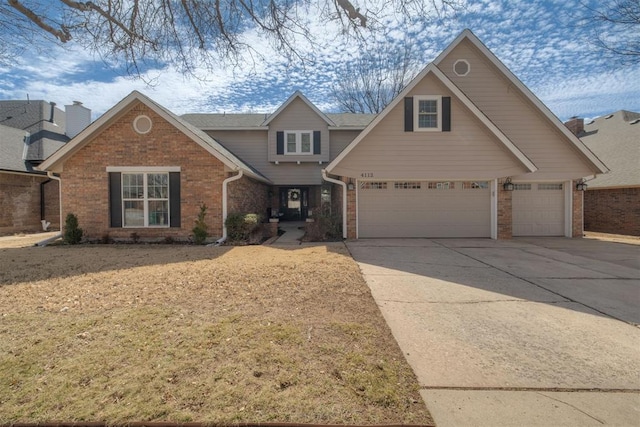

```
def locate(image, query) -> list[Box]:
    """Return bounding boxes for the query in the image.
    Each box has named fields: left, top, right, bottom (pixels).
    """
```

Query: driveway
left=346, top=238, right=640, bottom=426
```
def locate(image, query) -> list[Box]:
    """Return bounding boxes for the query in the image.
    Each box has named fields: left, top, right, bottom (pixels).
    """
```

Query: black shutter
left=276, top=131, right=284, bottom=155
left=169, top=172, right=181, bottom=228
left=109, top=172, right=122, bottom=228
left=313, top=131, right=321, bottom=154
left=404, top=97, right=413, bottom=132
left=442, top=96, right=451, bottom=132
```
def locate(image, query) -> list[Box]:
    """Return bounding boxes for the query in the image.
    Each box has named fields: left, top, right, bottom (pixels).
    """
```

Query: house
left=567, top=111, right=639, bottom=236
left=37, top=29, right=607, bottom=241
left=0, top=100, right=91, bottom=235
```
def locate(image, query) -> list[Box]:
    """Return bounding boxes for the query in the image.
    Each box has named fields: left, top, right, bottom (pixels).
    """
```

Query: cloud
left=0, top=0, right=637, bottom=122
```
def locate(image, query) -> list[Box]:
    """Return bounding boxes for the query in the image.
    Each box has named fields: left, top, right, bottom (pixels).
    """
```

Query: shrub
left=63, top=213, right=83, bottom=245
left=225, top=213, right=262, bottom=242
left=192, top=204, right=208, bottom=245
left=303, top=212, right=343, bottom=242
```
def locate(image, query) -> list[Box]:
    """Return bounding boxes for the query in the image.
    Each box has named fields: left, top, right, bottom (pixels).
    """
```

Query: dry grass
left=0, top=240, right=432, bottom=424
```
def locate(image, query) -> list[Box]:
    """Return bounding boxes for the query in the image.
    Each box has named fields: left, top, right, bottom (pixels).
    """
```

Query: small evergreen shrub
left=303, top=211, right=343, bottom=241
left=192, top=204, right=209, bottom=245
left=225, top=213, right=262, bottom=242
left=63, top=213, right=83, bottom=245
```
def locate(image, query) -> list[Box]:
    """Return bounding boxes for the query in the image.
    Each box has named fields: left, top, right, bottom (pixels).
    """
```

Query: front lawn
left=0, top=242, right=432, bottom=424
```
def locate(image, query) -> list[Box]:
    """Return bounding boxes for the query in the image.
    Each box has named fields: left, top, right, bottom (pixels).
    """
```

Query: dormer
left=265, top=91, right=334, bottom=164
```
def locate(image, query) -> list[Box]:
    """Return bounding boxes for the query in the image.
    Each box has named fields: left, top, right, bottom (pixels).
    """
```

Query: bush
left=303, top=212, right=343, bottom=242
left=192, top=204, right=209, bottom=245
left=225, top=213, right=262, bottom=242
left=63, top=213, right=83, bottom=245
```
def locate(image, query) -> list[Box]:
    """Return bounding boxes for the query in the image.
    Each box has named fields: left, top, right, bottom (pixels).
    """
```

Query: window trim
left=121, top=172, right=170, bottom=228
left=414, top=95, right=442, bottom=132
left=284, top=130, right=313, bottom=155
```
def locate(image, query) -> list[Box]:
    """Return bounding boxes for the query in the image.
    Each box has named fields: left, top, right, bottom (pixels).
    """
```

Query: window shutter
left=313, top=131, right=321, bottom=154
left=404, top=97, right=413, bottom=132
left=169, top=172, right=181, bottom=228
left=276, top=131, right=284, bottom=155
left=109, top=172, right=122, bottom=228
left=442, top=97, right=451, bottom=132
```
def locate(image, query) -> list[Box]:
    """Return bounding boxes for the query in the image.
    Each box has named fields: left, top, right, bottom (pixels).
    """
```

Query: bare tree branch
left=8, top=0, right=71, bottom=42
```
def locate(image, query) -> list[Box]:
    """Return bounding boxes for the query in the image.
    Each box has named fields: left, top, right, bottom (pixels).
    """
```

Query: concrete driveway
left=346, top=238, right=640, bottom=426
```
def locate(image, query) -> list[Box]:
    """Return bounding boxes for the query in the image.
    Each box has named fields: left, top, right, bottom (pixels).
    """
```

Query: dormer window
left=285, top=131, right=313, bottom=154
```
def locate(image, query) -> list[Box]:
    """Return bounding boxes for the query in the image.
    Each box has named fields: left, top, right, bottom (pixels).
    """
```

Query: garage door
left=512, top=183, right=565, bottom=236
left=358, top=181, right=491, bottom=238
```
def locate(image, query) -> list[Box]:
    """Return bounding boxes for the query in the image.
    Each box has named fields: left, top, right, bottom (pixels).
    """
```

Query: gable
left=328, top=72, right=531, bottom=180
left=436, top=34, right=607, bottom=179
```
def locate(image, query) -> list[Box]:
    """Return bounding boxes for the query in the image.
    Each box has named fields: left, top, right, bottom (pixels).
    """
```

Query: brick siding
left=0, top=172, right=60, bottom=235
left=60, top=102, right=227, bottom=241
left=572, top=181, right=584, bottom=237
left=345, top=178, right=357, bottom=239
left=497, top=180, right=512, bottom=239
left=584, top=187, right=640, bottom=236
left=227, top=175, right=269, bottom=218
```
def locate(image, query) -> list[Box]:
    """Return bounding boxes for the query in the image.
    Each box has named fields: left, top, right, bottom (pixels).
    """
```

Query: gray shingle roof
left=0, top=124, right=40, bottom=173
left=581, top=110, right=640, bottom=188
left=181, top=112, right=376, bottom=129
left=0, top=100, right=69, bottom=162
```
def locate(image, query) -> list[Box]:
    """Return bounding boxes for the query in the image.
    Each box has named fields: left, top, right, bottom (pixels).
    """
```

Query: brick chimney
left=564, top=116, right=584, bottom=136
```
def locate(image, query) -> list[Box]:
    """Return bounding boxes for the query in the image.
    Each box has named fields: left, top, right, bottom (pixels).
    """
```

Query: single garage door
left=512, top=182, right=565, bottom=236
left=358, top=181, right=491, bottom=238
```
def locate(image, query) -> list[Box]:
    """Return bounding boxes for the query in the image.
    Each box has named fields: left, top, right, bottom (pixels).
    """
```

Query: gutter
left=35, top=171, right=63, bottom=246
left=216, top=169, right=244, bottom=245
left=321, top=169, right=348, bottom=239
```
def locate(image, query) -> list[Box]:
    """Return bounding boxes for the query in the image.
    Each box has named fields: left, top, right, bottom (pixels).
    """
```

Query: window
left=453, top=59, right=470, bottom=77
left=360, top=182, right=387, bottom=190
left=538, top=183, right=563, bottom=190
left=108, top=167, right=180, bottom=229
left=514, top=183, right=531, bottom=191
left=394, top=182, right=421, bottom=189
left=462, top=181, right=489, bottom=189
left=427, top=181, right=454, bottom=190
left=122, top=173, right=169, bottom=227
left=285, top=131, right=313, bottom=155
left=414, top=96, right=442, bottom=131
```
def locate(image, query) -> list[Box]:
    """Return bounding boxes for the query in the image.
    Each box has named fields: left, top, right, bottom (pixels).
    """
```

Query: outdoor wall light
left=503, top=177, right=514, bottom=191
left=347, top=179, right=355, bottom=191
left=576, top=179, right=588, bottom=191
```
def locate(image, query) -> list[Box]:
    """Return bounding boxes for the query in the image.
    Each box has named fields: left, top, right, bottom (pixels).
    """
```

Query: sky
left=0, top=0, right=638, bottom=122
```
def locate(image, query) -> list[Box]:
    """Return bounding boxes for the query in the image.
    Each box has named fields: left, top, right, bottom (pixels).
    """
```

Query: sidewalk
left=271, top=221, right=306, bottom=245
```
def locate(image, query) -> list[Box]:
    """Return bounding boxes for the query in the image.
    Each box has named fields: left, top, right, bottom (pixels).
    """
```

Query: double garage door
left=358, top=181, right=491, bottom=238
left=358, top=180, right=566, bottom=238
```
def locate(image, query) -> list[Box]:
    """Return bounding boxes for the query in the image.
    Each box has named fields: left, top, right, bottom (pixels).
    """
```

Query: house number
left=361, top=172, right=374, bottom=178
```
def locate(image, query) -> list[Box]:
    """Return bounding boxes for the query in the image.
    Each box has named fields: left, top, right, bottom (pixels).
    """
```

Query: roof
left=434, top=29, right=607, bottom=175
left=326, top=63, right=538, bottom=174
left=0, top=124, right=44, bottom=174
left=37, top=91, right=271, bottom=184
left=180, top=112, right=376, bottom=130
left=262, top=91, right=335, bottom=126
left=581, top=110, right=640, bottom=189
left=0, top=100, right=69, bottom=162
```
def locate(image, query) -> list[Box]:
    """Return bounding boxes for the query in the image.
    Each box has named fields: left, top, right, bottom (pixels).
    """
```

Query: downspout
left=321, top=169, right=347, bottom=239
left=40, top=178, right=51, bottom=228
left=216, top=169, right=243, bottom=245
left=36, top=171, right=62, bottom=246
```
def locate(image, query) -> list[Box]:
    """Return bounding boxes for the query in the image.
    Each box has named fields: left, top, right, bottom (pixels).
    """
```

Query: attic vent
left=605, top=114, right=614, bottom=119
left=453, top=59, right=470, bottom=77
left=586, top=120, right=595, bottom=125
left=133, top=115, right=153, bottom=134
left=631, top=119, right=640, bottom=125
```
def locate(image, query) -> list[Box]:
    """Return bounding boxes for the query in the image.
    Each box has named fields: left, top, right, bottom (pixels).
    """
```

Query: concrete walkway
left=347, top=238, right=640, bottom=426
left=271, top=221, right=306, bottom=245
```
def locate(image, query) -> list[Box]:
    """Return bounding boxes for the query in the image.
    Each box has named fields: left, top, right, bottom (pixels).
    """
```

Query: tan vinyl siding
left=208, top=130, right=323, bottom=185
left=437, top=39, right=596, bottom=179
left=267, top=97, right=330, bottom=163
left=330, top=130, right=362, bottom=160
left=330, top=73, right=527, bottom=180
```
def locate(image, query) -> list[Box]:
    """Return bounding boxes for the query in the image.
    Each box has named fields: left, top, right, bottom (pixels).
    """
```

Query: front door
left=279, top=187, right=309, bottom=221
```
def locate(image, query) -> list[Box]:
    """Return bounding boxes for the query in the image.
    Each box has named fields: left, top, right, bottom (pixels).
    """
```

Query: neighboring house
left=0, top=100, right=91, bottom=235
left=37, top=29, right=607, bottom=241
left=567, top=111, right=639, bottom=236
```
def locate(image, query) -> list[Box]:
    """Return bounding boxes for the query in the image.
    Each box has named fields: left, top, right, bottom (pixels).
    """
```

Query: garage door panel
left=512, top=183, right=564, bottom=236
left=359, top=181, right=491, bottom=238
